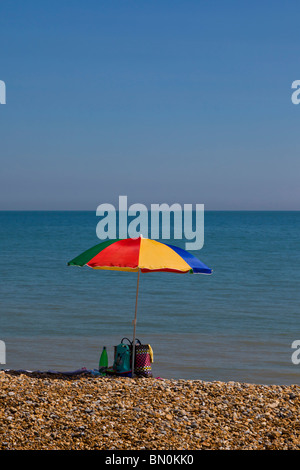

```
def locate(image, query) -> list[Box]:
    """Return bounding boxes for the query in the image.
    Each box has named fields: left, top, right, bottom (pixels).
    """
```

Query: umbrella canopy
left=67, top=236, right=212, bottom=274
left=68, top=236, right=212, bottom=376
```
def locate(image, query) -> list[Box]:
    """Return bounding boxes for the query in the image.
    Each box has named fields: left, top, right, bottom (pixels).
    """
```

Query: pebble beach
left=1, top=370, right=300, bottom=451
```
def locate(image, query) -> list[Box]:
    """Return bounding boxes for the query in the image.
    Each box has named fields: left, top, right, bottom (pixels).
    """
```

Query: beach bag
left=113, top=342, right=131, bottom=374
left=134, top=340, right=153, bottom=378
left=115, top=338, right=153, bottom=377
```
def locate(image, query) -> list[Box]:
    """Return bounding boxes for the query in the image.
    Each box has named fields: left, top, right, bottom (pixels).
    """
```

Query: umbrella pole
left=132, top=268, right=140, bottom=378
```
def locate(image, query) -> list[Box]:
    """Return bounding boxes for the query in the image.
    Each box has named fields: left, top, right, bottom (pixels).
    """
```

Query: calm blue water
left=1, top=210, right=300, bottom=385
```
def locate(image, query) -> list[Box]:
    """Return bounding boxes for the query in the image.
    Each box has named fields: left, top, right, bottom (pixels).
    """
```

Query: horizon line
left=0, top=209, right=299, bottom=212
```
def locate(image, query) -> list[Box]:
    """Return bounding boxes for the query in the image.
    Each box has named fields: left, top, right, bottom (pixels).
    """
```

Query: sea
left=1, top=210, right=300, bottom=385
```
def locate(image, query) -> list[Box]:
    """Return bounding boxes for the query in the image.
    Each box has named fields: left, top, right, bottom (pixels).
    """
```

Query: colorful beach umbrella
left=68, top=236, right=212, bottom=375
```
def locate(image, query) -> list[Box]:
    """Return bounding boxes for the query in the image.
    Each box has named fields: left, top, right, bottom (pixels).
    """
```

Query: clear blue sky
left=0, top=0, right=299, bottom=210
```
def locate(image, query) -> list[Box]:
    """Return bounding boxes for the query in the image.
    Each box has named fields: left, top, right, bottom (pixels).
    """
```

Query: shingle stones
left=0, top=370, right=299, bottom=450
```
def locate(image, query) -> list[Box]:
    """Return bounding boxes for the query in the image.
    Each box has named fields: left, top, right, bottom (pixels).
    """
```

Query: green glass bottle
left=99, top=346, right=108, bottom=373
